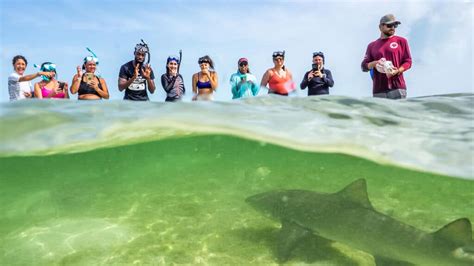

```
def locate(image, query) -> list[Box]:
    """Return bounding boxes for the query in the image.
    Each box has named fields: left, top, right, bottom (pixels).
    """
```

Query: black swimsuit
left=78, top=76, right=102, bottom=97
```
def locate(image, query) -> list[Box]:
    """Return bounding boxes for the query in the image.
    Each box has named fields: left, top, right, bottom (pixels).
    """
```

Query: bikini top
left=196, top=73, right=212, bottom=90
left=40, top=81, right=66, bottom=98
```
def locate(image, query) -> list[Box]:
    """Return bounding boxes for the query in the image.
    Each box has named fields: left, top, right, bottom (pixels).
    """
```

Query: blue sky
left=1, top=0, right=473, bottom=102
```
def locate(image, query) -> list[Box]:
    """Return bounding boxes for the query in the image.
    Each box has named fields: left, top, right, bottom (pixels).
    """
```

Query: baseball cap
left=238, top=58, right=248, bottom=64
left=380, top=14, right=401, bottom=25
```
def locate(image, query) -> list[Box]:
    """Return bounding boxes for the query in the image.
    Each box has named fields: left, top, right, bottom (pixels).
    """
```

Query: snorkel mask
left=35, top=62, right=57, bottom=81
left=272, top=50, right=285, bottom=58
left=84, top=47, right=99, bottom=65
left=167, top=56, right=180, bottom=64
left=134, top=39, right=150, bottom=65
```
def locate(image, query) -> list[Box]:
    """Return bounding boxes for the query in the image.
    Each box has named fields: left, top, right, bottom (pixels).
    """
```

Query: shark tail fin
left=337, top=179, right=374, bottom=209
left=432, top=218, right=472, bottom=246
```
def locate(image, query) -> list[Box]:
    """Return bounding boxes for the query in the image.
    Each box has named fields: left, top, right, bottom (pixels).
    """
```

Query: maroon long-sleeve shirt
left=361, top=35, right=412, bottom=94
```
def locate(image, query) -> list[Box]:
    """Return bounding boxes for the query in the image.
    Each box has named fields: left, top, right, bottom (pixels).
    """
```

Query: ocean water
left=0, top=94, right=473, bottom=265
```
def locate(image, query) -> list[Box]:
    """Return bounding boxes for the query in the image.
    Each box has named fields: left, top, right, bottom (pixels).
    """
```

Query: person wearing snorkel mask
left=300, top=52, right=334, bottom=96
left=118, top=42, right=156, bottom=101
left=161, top=56, right=185, bottom=102
left=70, top=54, right=109, bottom=100
left=260, top=51, right=296, bottom=96
left=192, top=55, right=218, bottom=101
left=8, top=55, right=53, bottom=101
left=230, top=58, right=259, bottom=99
left=33, top=62, right=69, bottom=99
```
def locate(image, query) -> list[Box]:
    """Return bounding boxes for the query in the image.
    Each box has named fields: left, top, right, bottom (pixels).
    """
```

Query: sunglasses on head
left=272, top=51, right=285, bottom=58
left=198, top=59, right=210, bottom=64
left=384, top=23, right=398, bottom=28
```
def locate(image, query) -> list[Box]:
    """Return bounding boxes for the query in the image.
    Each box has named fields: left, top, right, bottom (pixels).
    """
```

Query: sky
left=1, top=0, right=473, bottom=102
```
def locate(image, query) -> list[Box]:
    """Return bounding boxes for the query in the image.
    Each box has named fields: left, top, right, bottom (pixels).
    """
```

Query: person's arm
left=161, top=74, right=176, bottom=93
left=180, top=74, right=186, bottom=94
left=96, top=78, right=109, bottom=99
left=70, top=74, right=81, bottom=94
left=63, top=82, right=70, bottom=99
left=34, top=82, right=43, bottom=98
left=209, top=71, right=218, bottom=91
left=192, top=73, right=198, bottom=100
left=18, top=71, right=51, bottom=82
left=300, top=71, right=309, bottom=89
left=398, top=39, right=412, bottom=75
left=361, top=44, right=376, bottom=72
left=323, top=70, right=334, bottom=87
left=143, top=65, right=156, bottom=93
left=286, top=69, right=296, bottom=90
left=118, top=64, right=138, bottom=91
left=230, top=74, right=239, bottom=98
left=260, top=69, right=271, bottom=89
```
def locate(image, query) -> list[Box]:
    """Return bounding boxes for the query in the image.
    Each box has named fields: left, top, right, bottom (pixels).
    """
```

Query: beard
left=383, top=29, right=395, bottom=37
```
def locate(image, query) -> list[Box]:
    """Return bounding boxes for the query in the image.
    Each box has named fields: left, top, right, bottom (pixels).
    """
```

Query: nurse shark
left=246, top=179, right=474, bottom=265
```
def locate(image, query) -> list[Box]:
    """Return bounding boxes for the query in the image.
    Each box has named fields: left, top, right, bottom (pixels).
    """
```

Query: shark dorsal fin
left=337, top=179, right=373, bottom=209
left=432, top=218, right=472, bottom=245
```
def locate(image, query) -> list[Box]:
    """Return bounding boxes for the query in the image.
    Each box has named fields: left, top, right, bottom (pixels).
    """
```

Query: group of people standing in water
left=8, top=14, right=411, bottom=102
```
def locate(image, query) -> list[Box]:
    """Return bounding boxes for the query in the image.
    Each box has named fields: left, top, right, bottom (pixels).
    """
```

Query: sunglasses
left=272, top=51, right=285, bottom=58
left=384, top=23, right=398, bottom=29
left=85, top=56, right=99, bottom=65
left=198, top=59, right=210, bottom=64
left=239, top=62, right=248, bottom=67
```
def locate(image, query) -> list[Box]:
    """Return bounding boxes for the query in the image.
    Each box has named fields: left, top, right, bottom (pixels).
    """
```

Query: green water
left=1, top=135, right=473, bottom=265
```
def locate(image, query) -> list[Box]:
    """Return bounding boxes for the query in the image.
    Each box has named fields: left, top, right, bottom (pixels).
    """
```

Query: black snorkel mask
left=134, top=39, right=151, bottom=66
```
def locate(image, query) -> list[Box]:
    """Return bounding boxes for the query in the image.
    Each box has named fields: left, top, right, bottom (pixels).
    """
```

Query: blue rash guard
left=230, top=72, right=259, bottom=99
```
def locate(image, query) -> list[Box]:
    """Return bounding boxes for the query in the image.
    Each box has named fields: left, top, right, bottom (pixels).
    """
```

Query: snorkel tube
left=84, top=47, right=99, bottom=65
left=178, top=49, right=182, bottom=74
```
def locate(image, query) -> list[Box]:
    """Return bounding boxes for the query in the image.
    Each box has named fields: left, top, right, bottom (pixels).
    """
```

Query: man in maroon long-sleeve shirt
left=361, top=14, right=412, bottom=99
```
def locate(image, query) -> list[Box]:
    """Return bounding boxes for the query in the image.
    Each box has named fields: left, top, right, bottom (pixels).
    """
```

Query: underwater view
left=0, top=95, right=473, bottom=265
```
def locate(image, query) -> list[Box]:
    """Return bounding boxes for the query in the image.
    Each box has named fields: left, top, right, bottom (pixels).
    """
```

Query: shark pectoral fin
left=337, top=178, right=374, bottom=209
left=276, top=220, right=312, bottom=263
left=374, top=256, right=414, bottom=266
left=432, top=218, right=472, bottom=246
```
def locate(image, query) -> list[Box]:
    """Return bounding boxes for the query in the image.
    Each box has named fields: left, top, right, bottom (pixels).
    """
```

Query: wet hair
left=12, top=55, right=27, bottom=66
left=198, top=55, right=215, bottom=70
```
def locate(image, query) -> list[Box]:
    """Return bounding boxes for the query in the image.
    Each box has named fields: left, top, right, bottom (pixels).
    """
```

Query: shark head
left=246, top=190, right=306, bottom=220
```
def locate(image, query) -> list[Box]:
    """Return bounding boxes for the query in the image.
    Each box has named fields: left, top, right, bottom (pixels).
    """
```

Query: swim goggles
left=313, top=51, right=324, bottom=57
left=167, top=56, right=180, bottom=64
left=272, top=51, right=285, bottom=58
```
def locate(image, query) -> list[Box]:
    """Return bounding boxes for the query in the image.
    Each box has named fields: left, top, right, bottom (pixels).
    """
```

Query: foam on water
left=0, top=94, right=472, bottom=178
